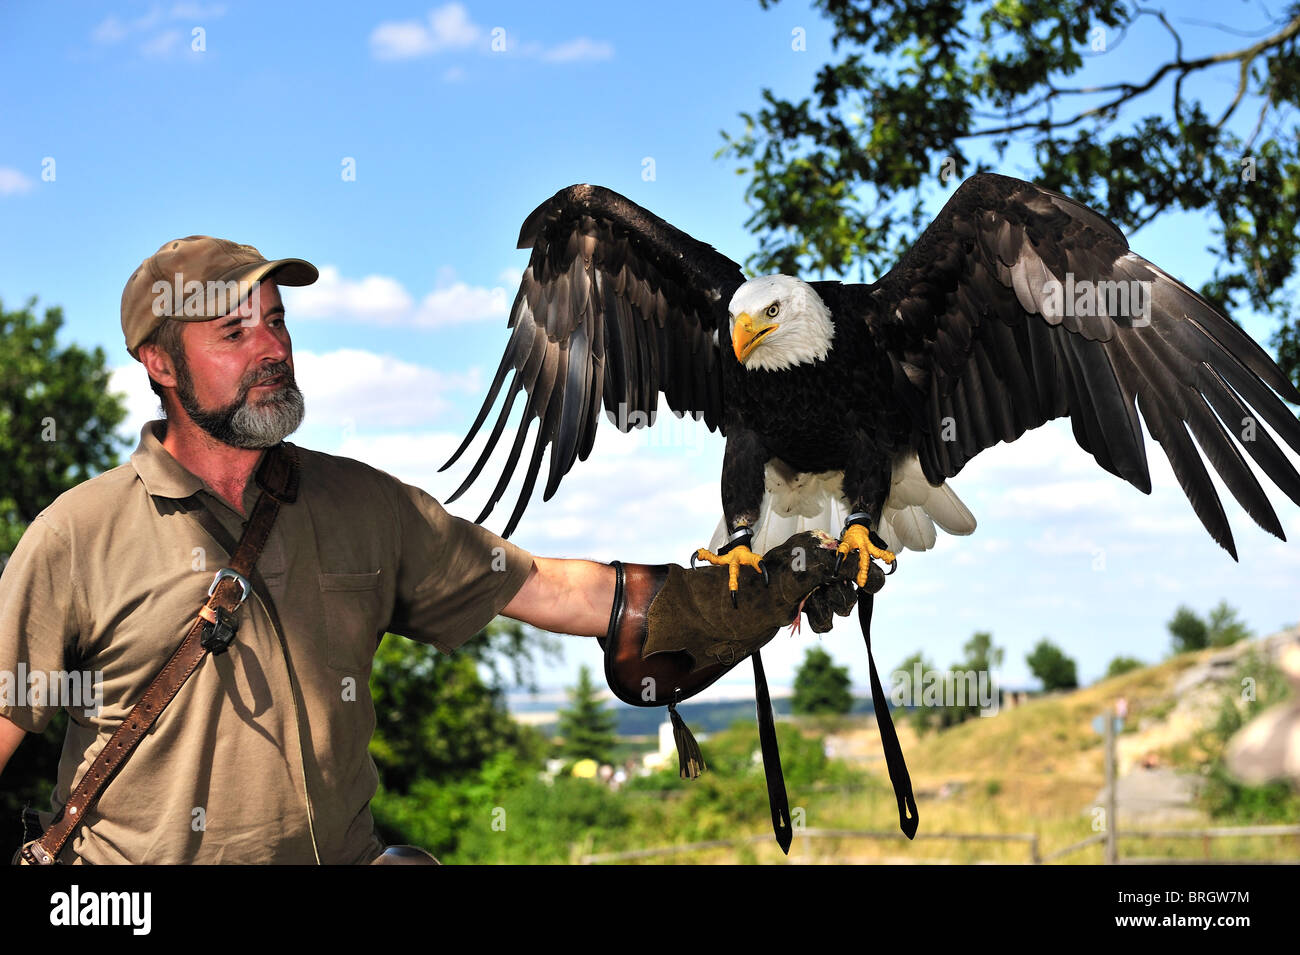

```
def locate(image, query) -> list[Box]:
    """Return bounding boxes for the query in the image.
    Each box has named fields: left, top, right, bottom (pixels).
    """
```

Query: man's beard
left=173, top=356, right=305, bottom=449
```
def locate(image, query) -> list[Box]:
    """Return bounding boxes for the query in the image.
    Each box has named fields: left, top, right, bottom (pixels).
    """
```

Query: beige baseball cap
left=121, top=235, right=318, bottom=360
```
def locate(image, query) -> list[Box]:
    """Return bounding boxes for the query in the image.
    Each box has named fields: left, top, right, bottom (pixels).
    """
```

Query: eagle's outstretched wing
left=863, top=172, right=1300, bottom=558
left=441, top=184, right=744, bottom=537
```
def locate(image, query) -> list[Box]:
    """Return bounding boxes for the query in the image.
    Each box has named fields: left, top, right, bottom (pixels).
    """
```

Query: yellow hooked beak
left=732, top=312, right=779, bottom=363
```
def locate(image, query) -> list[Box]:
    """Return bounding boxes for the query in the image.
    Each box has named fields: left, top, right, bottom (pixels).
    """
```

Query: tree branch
left=966, top=13, right=1300, bottom=139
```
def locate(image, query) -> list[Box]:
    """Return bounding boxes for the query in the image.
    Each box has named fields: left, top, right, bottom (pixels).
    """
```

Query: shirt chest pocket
left=318, top=570, right=386, bottom=672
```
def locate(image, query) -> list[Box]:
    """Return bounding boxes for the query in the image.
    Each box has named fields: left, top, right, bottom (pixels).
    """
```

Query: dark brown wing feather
left=441, top=184, right=744, bottom=537
left=864, top=172, right=1300, bottom=559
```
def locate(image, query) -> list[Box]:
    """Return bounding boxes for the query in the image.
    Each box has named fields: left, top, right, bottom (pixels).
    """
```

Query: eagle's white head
left=726, top=275, right=835, bottom=372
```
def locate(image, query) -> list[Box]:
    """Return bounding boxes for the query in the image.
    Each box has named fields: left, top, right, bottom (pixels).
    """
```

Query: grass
left=568, top=645, right=1299, bottom=864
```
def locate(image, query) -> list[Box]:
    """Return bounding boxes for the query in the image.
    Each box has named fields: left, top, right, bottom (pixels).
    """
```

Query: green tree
left=1105, top=655, right=1145, bottom=680
left=1207, top=600, right=1252, bottom=648
left=367, top=623, right=552, bottom=856
left=457, top=616, right=564, bottom=695
left=369, top=626, right=546, bottom=793
left=892, top=650, right=936, bottom=736
left=793, top=645, right=854, bottom=714
left=938, top=630, right=1004, bottom=728
left=1168, top=604, right=1210, bottom=654
left=721, top=1, right=1300, bottom=387
left=1, top=297, right=128, bottom=563
left=556, top=664, right=618, bottom=764
left=961, top=630, right=1004, bottom=673
left=0, top=297, right=128, bottom=829
left=1168, top=601, right=1251, bottom=655
left=1026, top=638, right=1078, bottom=691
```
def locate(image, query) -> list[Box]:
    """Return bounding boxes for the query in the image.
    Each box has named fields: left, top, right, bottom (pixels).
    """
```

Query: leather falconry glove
left=598, top=529, right=886, bottom=853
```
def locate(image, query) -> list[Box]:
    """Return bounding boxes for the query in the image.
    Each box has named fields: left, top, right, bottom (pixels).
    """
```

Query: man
left=0, top=236, right=850, bottom=864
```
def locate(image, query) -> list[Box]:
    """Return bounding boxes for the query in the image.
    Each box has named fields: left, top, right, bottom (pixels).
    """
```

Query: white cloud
left=427, top=3, right=479, bottom=47
left=91, top=16, right=129, bottom=44
left=139, top=29, right=183, bottom=58
left=370, top=3, right=482, bottom=60
left=110, top=363, right=165, bottom=441
left=90, top=4, right=224, bottom=56
left=284, top=265, right=414, bottom=323
left=370, top=5, right=612, bottom=64
left=131, top=6, right=165, bottom=31
left=0, top=167, right=35, bottom=196
left=280, top=266, right=508, bottom=327
left=294, top=348, right=481, bottom=431
left=169, top=2, right=227, bottom=17
left=370, top=22, right=438, bottom=60
left=109, top=347, right=482, bottom=447
left=414, top=282, right=508, bottom=326
left=540, top=37, right=614, bottom=63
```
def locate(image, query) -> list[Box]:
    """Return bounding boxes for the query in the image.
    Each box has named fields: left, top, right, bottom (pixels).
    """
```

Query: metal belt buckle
left=202, top=569, right=250, bottom=655
left=208, top=568, right=251, bottom=605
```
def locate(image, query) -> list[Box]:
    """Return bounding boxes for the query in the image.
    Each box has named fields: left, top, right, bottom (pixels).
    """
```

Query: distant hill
left=526, top=695, right=881, bottom=737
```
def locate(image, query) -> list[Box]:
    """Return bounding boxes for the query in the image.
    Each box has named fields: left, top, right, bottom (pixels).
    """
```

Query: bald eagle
left=441, top=172, right=1300, bottom=590
left=442, top=172, right=1300, bottom=850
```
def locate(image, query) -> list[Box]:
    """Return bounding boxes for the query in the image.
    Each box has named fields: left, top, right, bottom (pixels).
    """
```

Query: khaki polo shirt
left=0, top=420, right=534, bottom=864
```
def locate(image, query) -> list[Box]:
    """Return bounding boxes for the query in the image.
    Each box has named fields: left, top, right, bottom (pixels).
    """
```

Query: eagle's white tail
left=707, top=452, right=976, bottom=555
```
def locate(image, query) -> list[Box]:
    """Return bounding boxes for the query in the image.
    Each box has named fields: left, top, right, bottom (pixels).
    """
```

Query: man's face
left=170, top=281, right=306, bottom=449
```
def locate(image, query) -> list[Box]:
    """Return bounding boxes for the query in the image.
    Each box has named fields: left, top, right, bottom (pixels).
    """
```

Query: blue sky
left=2, top=1, right=1298, bottom=704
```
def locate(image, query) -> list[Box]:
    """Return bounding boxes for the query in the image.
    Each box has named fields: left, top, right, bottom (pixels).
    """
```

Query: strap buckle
left=199, top=605, right=239, bottom=655
left=202, top=568, right=250, bottom=656
left=208, top=568, right=252, bottom=606
left=18, top=840, right=54, bottom=865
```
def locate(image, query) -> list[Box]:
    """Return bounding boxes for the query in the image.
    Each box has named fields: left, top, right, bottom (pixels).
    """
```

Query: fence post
left=1105, top=710, right=1118, bottom=865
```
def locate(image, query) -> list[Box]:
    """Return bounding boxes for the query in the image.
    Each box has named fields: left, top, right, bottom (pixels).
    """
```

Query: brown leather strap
left=20, top=443, right=299, bottom=865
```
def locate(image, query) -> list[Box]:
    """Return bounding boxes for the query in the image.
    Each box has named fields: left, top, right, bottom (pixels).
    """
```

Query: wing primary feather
left=1199, top=365, right=1300, bottom=507
left=449, top=183, right=748, bottom=531
left=544, top=326, right=584, bottom=500
left=1139, top=390, right=1238, bottom=559
left=1179, top=387, right=1284, bottom=539
left=506, top=391, right=563, bottom=538
left=448, top=323, right=546, bottom=505
left=439, top=302, right=530, bottom=473
left=475, top=338, right=560, bottom=528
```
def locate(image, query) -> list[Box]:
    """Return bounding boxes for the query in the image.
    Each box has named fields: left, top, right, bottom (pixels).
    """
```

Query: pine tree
left=557, top=664, right=618, bottom=764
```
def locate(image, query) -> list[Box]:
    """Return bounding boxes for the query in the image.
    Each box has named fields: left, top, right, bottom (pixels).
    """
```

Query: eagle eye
left=765, top=303, right=780, bottom=319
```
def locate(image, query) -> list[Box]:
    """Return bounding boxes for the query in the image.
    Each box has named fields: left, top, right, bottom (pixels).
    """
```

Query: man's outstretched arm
left=0, top=714, right=26, bottom=780
left=500, top=557, right=616, bottom=637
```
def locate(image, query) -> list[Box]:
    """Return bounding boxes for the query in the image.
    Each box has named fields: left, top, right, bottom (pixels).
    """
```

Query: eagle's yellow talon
left=838, top=524, right=896, bottom=587
left=694, top=544, right=766, bottom=601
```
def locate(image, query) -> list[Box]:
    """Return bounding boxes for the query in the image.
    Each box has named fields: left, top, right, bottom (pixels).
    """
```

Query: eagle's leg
left=694, top=426, right=769, bottom=607
left=692, top=538, right=768, bottom=609
left=836, top=444, right=898, bottom=587
left=835, top=522, right=896, bottom=588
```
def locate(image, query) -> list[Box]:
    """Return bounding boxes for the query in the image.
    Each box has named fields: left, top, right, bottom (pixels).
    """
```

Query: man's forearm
left=500, top=557, right=617, bottom=636
left=0, top=714, right=26, bottom=779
